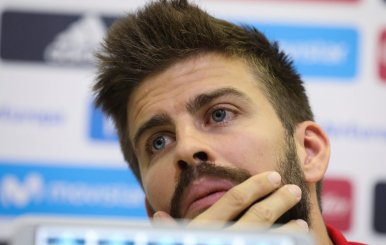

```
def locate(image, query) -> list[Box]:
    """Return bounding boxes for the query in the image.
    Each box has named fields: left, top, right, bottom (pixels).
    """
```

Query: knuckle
left=250, top=175, right=264, bottom=188
left=249, top=205, right=274, bottom=223
left=249, top=174, right=272, bottom=192
left=224, top=188, right=248, bottom=206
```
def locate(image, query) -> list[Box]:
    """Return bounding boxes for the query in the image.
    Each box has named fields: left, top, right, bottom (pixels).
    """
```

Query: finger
left=232, top=184, right=301, bottom=228
left=272, top=219, right=309, bottom=233
left=152, top=211, right=179, bottom=226
left=188, top=171, right=281, bottom=227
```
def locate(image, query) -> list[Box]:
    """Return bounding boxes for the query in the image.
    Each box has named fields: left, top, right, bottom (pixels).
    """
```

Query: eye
left=207, top=106, right=237, bottom=125
left=145, top=134, right=174, bottom=156
left=153, top=136, right=166, bottom=150
left=211, top=109, right=226, bottom=122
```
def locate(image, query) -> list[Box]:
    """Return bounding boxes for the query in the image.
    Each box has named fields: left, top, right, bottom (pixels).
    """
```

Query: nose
left=174, top=125, right=214, bottom=171
left=178, top=151, right=208, bottom=170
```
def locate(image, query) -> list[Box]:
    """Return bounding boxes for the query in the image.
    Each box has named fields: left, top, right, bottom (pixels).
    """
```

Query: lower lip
left=185, top=191, right=227, bottom=218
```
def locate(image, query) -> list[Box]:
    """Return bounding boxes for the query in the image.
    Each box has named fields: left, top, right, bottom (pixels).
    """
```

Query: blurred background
left=0, top=0, right=385, bottom=244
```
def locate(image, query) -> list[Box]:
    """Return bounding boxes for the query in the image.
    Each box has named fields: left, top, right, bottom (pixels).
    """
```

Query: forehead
left=134, top=53, right=256, bottom=98
left=127, top=53, right=269, bottom=137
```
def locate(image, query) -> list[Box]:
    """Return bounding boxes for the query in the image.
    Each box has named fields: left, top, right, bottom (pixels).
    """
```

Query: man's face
left=128, top=53, right=309, bottom=222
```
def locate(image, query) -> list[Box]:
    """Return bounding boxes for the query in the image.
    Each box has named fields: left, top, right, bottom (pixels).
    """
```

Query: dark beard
left=169, top=134, right=310, bottom=226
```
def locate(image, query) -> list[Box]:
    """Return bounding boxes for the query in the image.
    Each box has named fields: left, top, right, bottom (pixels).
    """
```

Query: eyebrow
left=186, top=87, right=249, bottom=114
left=133, top=87, right=249, bottom=148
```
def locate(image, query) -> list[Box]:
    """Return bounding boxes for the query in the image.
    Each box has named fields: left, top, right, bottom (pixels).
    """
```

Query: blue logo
left=89, top=105, right=118, bottom=141
left=0, top=162, right=146, bottom=217
left=0, top=106, right=64, bottom=126
left=249, top=23, right=359, bottom=79
left=322, top=122, right=386, bottom=141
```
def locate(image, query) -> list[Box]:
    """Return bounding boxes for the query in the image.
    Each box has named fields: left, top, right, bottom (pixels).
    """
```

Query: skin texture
left=127, top=53, right=332, bottom=244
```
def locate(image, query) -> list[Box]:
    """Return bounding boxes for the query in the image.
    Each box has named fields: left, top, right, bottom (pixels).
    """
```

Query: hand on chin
left=152, top=171, right=309, bottom=232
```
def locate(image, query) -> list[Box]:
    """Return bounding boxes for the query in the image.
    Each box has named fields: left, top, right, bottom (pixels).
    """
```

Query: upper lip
left=180, top=176, right=236, bottom=218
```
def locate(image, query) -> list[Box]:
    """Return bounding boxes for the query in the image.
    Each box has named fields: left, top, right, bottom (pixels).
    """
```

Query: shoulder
left=326, top=224, right=367, bottom=245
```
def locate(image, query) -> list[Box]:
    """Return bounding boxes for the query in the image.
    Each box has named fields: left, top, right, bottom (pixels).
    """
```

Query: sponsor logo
left=0, top=106, right=64, bottom=126
left=0, top=173, right=43, bottom=208
left=0, top=11, right=114, bottom=66
left=89, top=105, right=118, bottom=141
left=322, top=178, right=353, bottom=231
left=374, top=182, right=386, bottom=233
left=250, top=24, right=358, bottom=79
left=251, top=0, right=359, bottom=2
left=322, top=122, right=386, bottom=141
left=0, top=162, right=146, bottom=217
left=379, top=30, right=386, bottom=81
left=44, top=14, right=106, bottom=65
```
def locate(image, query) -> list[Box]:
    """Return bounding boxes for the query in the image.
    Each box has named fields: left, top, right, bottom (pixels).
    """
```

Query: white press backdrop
left=0, top=0, right=385, bottom=244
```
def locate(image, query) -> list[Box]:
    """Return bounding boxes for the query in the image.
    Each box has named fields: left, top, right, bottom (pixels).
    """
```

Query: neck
left=308, top=186, right=334, bottom=245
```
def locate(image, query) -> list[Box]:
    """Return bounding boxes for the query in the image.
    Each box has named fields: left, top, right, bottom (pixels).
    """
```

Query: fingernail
left=296, top=219, right=309, bottom=232
left=268, top=172, right=281, bottom=187
left=287, top=185, right=301, bottom=199
left=153, top=212, right=161, bottom=220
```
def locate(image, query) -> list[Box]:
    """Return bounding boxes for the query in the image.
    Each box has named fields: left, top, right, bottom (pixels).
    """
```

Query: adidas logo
left=44, top=14, right=106, bottom=65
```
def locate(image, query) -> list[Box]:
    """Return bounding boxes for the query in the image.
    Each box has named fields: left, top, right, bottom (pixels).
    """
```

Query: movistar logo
left=0, top=173, right=44, bottom=208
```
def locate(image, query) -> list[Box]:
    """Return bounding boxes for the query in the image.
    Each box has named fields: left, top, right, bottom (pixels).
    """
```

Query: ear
left=145, top=198, right=155, bottom=218
left=294, top=121, right=330, bottom=184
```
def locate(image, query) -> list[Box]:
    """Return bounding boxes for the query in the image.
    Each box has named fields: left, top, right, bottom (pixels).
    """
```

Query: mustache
left=167, top=135, right=310, bottom=225
left=169, top=162, right=251, bottom=218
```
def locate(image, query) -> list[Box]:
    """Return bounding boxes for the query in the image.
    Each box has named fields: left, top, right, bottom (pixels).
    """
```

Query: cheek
left=217, top=130, right=279, bottom=174
left=142, top=163, right=176, bottom=213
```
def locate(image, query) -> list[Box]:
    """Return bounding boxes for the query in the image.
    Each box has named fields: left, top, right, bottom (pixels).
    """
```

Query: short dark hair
left=93, top=0, right=318, bottom=196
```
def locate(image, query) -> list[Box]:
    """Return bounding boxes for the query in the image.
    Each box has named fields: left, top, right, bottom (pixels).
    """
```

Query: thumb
left=153, top=211, right=178, bottom=225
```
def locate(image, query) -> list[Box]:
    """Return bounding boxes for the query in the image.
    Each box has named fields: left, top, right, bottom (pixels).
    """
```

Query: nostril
left=193, top=151, right=208, bottom=161
left=178, top=160, right=188, bottom=170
